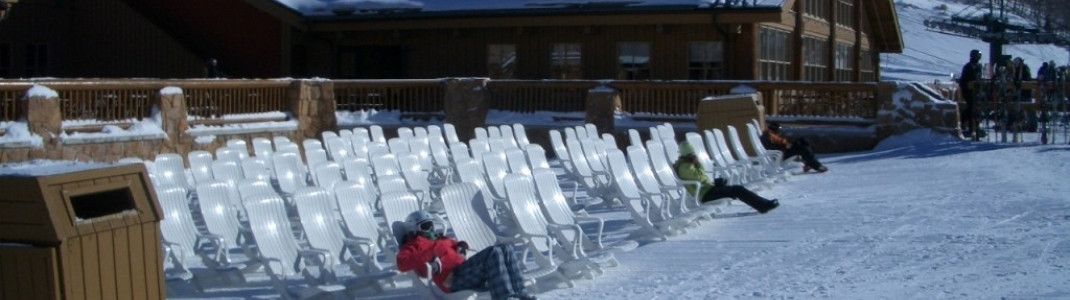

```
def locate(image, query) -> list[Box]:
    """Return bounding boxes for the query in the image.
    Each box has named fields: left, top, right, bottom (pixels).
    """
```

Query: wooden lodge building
left=0, top=0, right=902, bottom=82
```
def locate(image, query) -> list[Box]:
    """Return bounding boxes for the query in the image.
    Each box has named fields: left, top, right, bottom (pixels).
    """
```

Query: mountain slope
left=882, top=0, right=1068, bottom=82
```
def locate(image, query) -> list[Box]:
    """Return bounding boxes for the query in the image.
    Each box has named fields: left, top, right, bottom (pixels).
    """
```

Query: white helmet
left=405, top=210, right=436, bottom=232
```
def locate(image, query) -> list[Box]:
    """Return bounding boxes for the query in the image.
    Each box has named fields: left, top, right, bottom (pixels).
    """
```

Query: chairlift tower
left=924, top=0, right=1070, bottom=65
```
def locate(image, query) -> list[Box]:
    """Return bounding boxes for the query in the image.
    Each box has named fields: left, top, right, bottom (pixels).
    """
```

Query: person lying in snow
left=673, top=141, right=779, bottom=214
left=396, top=210, right=537, bottom=300
left=760, top=122, right=828, bottom=173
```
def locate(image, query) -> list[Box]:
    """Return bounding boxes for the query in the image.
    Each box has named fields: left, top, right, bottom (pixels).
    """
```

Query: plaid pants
left=450, top=243, right=527, bottom=300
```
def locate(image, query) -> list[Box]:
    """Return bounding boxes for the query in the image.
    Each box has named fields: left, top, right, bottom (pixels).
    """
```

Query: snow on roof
left=277, top=0, right=784, bottom=16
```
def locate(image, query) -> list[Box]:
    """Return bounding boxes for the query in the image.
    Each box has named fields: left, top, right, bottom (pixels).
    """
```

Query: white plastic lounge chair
left=241, top=157, right=273, bottom=182
left=187, top=150, right=215, bottom=185
left=439, top=183, right=572, bottom=291
left=195, top=180, right=258, bottom=268
left=513, top=123, right=531, bottom=147
left=531, top=169, right=638, bottom=253
left=370, top=125, right=386, bottom=144
left=627, top=145, right=718, bottom=220
left=273, top=152, right=308, bottom=196
left=504, top=174, right=614, bottom=279
left=605, top=149, right=690, bottom=239
left=293, top=187, right=400, bottom=292
left=243, top=193, right=347, bottom=299
left=443, top=123, right=460, bottom=144
left=154, top=153, right=191, bottom=190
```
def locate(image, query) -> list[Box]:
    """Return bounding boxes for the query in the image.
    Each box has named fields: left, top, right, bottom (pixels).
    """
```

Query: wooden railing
left=755, top=82, right=880, bottom=119
left=182, top=80, right=290, bottom=119
left=333, top=80, right=445, bottom=113
left=0, top=82, right=30, bottom=122
left=53, top=84, right=158, bottom=122
left=607, top=81, right=879, bottom=119
left=487, top=80, right=597, bottom=113
left=3, top=79, right=896, bottom=127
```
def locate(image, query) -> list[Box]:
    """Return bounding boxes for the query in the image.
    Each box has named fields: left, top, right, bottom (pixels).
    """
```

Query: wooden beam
left=308, top=12, right=779, bottom=32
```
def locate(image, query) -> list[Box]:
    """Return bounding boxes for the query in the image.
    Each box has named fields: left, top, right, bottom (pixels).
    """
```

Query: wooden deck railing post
left=157, top=87, right=189, bottom=155
left=586, top=85, right=619, bottom=135
left=290, top=79, right=337, bottom=140
left=23, top=85, right=61, bottom=159
left=443, top=78, right=489, bottom=142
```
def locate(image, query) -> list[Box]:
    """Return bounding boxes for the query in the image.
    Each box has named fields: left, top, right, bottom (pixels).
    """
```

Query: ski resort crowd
left=956, top=49, right=1070, bottom=142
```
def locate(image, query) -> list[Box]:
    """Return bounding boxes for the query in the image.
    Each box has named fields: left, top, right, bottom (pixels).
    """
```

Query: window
left=803, top=36, right=828, bottom=81
left=26, top=44, right=48, bottom=77
left=860, top=49, right=875, bottom=82
left=0, top=43, right=11, bottom=78
left=617, top=42, right=651, bottom=80
left=759, top=27, right=792, bottom=81
left=550, top=43, right=582, bottom=79
left=804, top=0, right=828, bottom=20
left=836, top=0, right=855, bottom=28
left=688, top=41, right=724, bottom=80
left=835, top=43, right=855, bottom=81
left=487, top=44, right=516, bottom=79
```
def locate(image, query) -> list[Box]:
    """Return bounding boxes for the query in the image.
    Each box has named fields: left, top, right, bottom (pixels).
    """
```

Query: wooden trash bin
left=696, top=93, right=766, bottom=155
left=0, top=164, right=164, bottom=300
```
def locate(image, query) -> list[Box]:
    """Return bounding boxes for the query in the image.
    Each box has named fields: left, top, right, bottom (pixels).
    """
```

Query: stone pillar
left=875, top=82, right=961, bottom=141
left=290, top=79, right=337, bottom=140
left=874, top=81, right=899, bottom=140
left=158, top=88, right=189, bottom=155
left=585, top=86, right=620, bottom=136
left=23, top=85, right=62, bottom=159
left=443, top=78, right=488, bottom=142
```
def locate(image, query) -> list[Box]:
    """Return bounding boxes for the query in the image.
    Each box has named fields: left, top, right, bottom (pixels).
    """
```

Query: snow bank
left=0, top=122, right=45, bottom=148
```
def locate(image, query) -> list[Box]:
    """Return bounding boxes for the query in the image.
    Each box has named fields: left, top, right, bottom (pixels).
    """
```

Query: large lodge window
left=688, top=41, right=724, bottom=80
left=550, top=43, right=582, bottom=79
left=836, top=0, right=855, bottom=28
left=26, top=44, right=48, bottom=77
left=803, top=36, right=828, bottom=81
left=617, top=42, right=650, bottom=80
left=835, top=43, right=854, bottom=81
left=861, top=49, right=875, bottom=82
left=487, top=44, right=516, bottom=79
left=759, top=27, right=791, bottom=81
left=804, top=0, right=828, bottom=20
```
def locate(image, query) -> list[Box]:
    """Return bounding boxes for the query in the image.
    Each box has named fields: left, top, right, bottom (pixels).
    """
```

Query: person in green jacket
left=673, top=141, right=779, bottom=214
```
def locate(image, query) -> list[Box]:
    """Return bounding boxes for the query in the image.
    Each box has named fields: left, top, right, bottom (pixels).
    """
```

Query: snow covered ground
left=538, top=130, right=1070, bottom=299
left=66, top=129, right=1057, bottom=299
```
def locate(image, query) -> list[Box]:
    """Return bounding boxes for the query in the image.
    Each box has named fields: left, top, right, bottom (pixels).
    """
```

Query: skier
left=760, top=122, right=827, bottom=173
left=958, top=49, right=984, bottom=139
left=673, top=141, right=779, bottom=214
left=396, top=211, right=537, bottom=300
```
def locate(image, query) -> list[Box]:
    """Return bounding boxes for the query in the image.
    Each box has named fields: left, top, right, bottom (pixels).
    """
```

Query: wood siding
left=314, top=24, right=730, bottom=80
left=0, top=0, right=203, bottom=78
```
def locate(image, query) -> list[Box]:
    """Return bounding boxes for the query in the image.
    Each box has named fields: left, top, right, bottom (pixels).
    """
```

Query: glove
left=430, top=256, right=442, bottom=275
left=455, top=241, right=470, bottom=256
left=714, top=178, right=727, bottom=188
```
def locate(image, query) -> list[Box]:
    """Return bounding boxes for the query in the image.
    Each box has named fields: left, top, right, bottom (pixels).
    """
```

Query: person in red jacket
left=396, top=211, right=536, bottom=300
left=760, top=122, right=827, bottom=173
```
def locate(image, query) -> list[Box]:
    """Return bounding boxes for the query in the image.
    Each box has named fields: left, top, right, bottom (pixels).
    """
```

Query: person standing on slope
left=958, top=49, right=984, bottom=139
